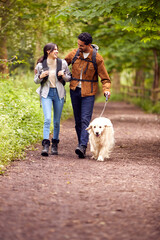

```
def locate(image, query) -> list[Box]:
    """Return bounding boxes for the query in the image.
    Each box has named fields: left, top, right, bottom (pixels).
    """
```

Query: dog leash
left=99, top=94, right=108, bottom=117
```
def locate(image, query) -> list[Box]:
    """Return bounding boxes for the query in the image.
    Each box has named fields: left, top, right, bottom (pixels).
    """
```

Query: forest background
left=0, top=0, right=160, bottom=171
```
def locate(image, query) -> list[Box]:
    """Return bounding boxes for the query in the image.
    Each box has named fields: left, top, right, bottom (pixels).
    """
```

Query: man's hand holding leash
left=104, top=91, right=110, bottom=101
left=100, top=91, right=110, bottom=117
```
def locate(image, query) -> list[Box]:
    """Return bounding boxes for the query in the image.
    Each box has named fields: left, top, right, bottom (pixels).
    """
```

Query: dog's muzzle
left=96, top=132, right=100, bottom=137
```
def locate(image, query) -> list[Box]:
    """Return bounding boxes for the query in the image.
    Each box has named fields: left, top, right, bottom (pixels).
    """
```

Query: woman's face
left=47, top=46, right=58, bottom=59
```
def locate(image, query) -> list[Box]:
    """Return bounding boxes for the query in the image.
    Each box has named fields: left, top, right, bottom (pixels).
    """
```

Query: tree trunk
left=152, top=49, right=160, bottom=102
left=112, top=69, right=120, bottom=94
left=134, top=69, right=145, bottom=87
left=134, top=69, right=145, bottom=97
left=153, top=49, right=159, bottom=89
left=0, top=20, right=9, bottom=75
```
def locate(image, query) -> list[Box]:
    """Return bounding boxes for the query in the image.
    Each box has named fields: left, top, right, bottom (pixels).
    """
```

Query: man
left=65, top=32, right=111, bottom=158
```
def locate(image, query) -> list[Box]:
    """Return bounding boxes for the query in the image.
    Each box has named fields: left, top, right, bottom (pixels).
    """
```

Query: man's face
left=78, top=39, right=90, bottom=53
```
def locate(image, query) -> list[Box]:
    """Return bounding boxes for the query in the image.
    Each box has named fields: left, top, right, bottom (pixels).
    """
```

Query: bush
left=130, top=97, right=160, bottom=114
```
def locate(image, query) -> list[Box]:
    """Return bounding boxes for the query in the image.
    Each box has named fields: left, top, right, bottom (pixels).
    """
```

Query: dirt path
left=0, top=101, right=160, bottom=240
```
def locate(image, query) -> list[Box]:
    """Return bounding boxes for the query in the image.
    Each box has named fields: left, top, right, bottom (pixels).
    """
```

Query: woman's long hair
left=37, top=43, right=58, bottom=64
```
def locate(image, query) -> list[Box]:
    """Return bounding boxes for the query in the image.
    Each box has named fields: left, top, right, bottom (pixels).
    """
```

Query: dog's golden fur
left=86, top=117, right=115, bottom=161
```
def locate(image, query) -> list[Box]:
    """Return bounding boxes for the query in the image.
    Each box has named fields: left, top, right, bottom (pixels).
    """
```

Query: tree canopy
left=0, top=0, right=160, bottom=90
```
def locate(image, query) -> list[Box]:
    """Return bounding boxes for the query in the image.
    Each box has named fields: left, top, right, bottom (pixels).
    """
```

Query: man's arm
left=97, top=55, right=111, bottom=98
left=64, top=49, right=77, bottom=66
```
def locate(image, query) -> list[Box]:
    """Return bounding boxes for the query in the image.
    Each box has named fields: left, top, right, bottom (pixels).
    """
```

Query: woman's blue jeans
left=42, top=88, right=64, bottom=140
left=70, top=87, right=95, bottom=147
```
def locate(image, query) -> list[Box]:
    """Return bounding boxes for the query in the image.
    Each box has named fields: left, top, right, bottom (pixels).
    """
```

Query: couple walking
left=34, top=32, right=111, bottom=158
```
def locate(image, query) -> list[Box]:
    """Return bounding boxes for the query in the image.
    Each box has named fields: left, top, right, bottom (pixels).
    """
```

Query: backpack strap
left=56, top=58, right=65, bottom=86
left=71, top=48, right=98, bottom=92
left=41, top=59, right=49, bottom=85
left=92, top=49, right=97, bottom=74
left=42, top=59, right=48, bottom=70
left=71, top=48, right=97, bottom=73
left=41, top=58, right=65, bottom=86
left=71, top=49, right=80, bottom=65
left=91, top=49, right=98, bottom=92
left=56, top=58, right=62, bottom=76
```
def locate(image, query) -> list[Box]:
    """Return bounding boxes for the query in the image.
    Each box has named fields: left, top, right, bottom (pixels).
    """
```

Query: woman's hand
left=58, top=70, right=65, bottom=78
left=40, top=71, right=49, bottom=79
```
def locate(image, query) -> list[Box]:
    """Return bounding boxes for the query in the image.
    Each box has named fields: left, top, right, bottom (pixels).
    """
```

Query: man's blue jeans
left=42, top=88, right=64, bottom=140
left=70, top=87, right=95, bottom=147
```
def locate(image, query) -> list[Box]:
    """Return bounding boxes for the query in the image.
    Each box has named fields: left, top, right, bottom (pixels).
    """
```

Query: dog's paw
left=97, top=156, right=104, bottom=161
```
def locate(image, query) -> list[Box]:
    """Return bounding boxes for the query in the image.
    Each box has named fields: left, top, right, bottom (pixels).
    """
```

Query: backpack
left=71, top=44, right=99, bottom=81
left=41, top=58, right=65, bottom=86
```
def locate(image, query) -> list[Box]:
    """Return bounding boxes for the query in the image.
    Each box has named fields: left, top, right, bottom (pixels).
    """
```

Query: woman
left=34, top=43, right=71, bottom=156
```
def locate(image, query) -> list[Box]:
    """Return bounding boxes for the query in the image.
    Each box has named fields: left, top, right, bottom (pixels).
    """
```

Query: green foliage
left=56, top=0, right=160, bottom=83
left=1, top=0, right=160, bottom=84
left=0, top=0, right=81, bottom=70
left=58, top=0, right=160, bottom=96
left=0, top=73, right=73, bottom=173
left=0, top=56, right=25, bottom=76
left=124, top=96, right=160, bottom=114
left=71, top=0, right=160, bottom=42
left=0, top=77, right=42, bottom=171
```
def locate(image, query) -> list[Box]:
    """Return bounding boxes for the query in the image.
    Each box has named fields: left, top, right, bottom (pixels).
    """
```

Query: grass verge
left=0, top=76, right=73, bottom=174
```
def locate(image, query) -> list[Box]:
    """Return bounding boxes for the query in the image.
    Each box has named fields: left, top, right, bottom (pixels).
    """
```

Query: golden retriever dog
left=86, top=117, right=115, bottom=161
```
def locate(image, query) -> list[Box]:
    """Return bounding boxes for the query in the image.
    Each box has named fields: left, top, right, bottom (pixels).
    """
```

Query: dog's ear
left=86, top=125, right=92, bottom=131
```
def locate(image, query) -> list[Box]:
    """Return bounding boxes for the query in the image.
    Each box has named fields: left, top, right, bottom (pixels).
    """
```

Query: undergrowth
left=0, top=75, right=72, bottom=174
left=129, top=97, right=160, bottom=114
